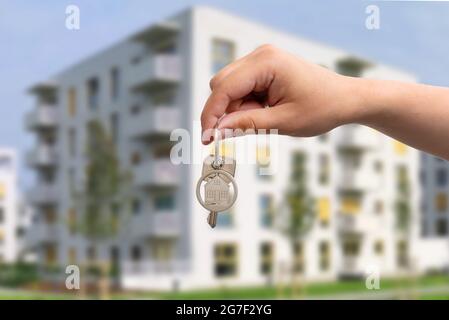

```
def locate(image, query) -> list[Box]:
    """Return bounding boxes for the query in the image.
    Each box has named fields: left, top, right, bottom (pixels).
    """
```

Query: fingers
left=217, top=103, right=293, bottom=134
left=201, top=62, right=275, bottom=140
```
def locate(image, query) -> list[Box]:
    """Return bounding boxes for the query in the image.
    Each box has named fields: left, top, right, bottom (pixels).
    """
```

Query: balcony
left=129, top=54, right=181, bottom=91
left=25, top=105, right=58, bottom=131
left=337, top=214, right=370, bottom=234
left=338, top=167, right=381, bottom=191
left=336, top=125, right=381, bottom=149
left=122, top=259, right=188, bottom=275
left=134, top=159, right=180, bottom=188
left=26, top=222, right=60, bottom=244
left=26, top=145, right=57, bottom=168
left=128, top=106, right=180, bottom=138
left=130, top=211, right=181, bottom=238
left=28, top=184, right=59, bottom=205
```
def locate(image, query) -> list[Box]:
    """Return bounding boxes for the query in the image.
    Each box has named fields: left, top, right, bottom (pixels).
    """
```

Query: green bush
left=0, top=262, right=38, bottom=287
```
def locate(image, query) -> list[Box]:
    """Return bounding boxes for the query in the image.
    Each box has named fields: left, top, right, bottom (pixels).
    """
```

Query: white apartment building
left=25, top=6, right=448, bottom=291
left=0, top=148, right=22, bottom=263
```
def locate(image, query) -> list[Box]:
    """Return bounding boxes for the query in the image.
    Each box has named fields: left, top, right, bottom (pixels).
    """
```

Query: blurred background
left=1, top=0, right=449, bottom=299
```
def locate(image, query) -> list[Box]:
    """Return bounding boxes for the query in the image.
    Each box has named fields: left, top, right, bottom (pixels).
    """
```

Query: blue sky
left=1, top=0, right=449, bottom=186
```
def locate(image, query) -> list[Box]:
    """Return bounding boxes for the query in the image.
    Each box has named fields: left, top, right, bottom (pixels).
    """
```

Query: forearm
left=346, top=77, right=449, bottom=159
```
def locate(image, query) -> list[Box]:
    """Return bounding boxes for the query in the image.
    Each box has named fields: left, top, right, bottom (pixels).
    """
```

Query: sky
left=1, top=0, right=449, bottom=187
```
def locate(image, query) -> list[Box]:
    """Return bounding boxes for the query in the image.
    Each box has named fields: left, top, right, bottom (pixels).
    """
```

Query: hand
left=201, top=44, right=362, bottom=144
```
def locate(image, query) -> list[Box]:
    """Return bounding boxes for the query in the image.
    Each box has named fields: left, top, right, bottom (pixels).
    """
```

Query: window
left=87, top=246, right=96, bottom=262
left=214, top=243, right=238, bottom=277
left=393, top=141, right=407, bottom=155
left=436, top=219, right=448, bottom=236
left=0, top=207, right=4, bottom=223
left=130, top=152, right=141, bottom=165
left=44, top=244, right=58, bottom=267
left=68, top=208, right=77, bottom=234
left=341, top=195, right=361, bottom=215
left=318, top=154, right=330, bottom=185
left=396, top=240, right=408, bottom=268
left=110, top=112, right=119, bottom=144
left=132, top=199, right=141, bottom=215
left=374, top=200, right=384, bottom=214
left=374, top=240, right=384, bottom=255
left=68, top=128, right=76, bottom=157
left=154, top=193, right=175, bottom=211
left=318, top=134, right=329, bottom=142
left=260, top=242, right=274, bottom=275
left=87, top=77, right=100, bottom=110
left=68, top=247, right=77, bottom=265
left=110, top=67, right=120, bottom=100
left=436, top=168, right=448, bottom=187
left=319, top=241, right=331, bottom=271
left=67, top=87, right=77, bottom=116
left=374, top=160, right=383, bottom=173
left=131, top=245, right=142, bottom=262
left=260, top=194, right=274, bottom=228
left=151, top=239, right=174, bottom=262
left=435, top=193, right=448, bottom=212
left=216, top=210, right=234, bottom=228
left=318, top=197, right=330, bottom=226
left=342, top=239, right=359, bottom=256
left=211, top=39, right=235, bottom=73
left=293, top=241, right=305, bottom=273
left=0, top=229, right=4, bottom=244
left=256, top=145, right=271, bottom=179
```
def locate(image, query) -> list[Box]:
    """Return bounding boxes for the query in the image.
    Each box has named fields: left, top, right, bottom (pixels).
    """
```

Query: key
left=196, top=165, right=238, bottom=229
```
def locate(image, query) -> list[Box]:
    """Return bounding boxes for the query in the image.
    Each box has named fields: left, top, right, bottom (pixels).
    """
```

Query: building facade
left=0, top=148, right=22, bottom=263
left=25, top=6, right=446, bottom=290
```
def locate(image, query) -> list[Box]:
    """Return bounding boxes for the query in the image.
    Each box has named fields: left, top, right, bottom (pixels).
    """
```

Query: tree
left=276, top=152, right=315, bottom=297
left=72, top=120, right=131, bottom=298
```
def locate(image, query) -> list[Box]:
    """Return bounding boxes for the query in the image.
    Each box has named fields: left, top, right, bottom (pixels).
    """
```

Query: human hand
left=201, top=44, right=363, bottom=144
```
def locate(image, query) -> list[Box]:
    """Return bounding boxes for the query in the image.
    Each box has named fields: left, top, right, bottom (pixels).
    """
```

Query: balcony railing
left=129, top=54, right=181, bottom=90
left=128, top=106, right=180, bottom=138
left=25, top=105, right=58, bottom=130
left=28, top=184, right=59, bottom=204
left=26, top=222, right=60, bottom=244
left=134, top=159, right=180, bottom=187
left=26, top=145, right=58, bottom=167
left=336, top=125, right=381, bottom=149
left=130, top=211, right=181, bottom=238
left=122, top=260, right=189, bottom=275
left=338, top=167, right=381, bottom=191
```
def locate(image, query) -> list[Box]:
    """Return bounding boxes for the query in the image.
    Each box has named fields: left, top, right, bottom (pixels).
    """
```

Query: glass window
left=68, top=128, right=76, bottom=157
left=87, top=77, right=99, bottom=110
left=436, top=168, right=448, bottom=187
left=319, top=241, right=331, bottom=271
left=67, top=87, right=76, bottom=117
left=131, top=245, right=142, bottom=262
left=374, top=240, right=384, bottom=255
left=0, top=207, right=4, bottom=223
left=260, top=194, right=274, bottom=228
left=260, top=242, right=274, bottom=275
left=154, top=194, right=175, bottom=211
left=132, top=199, right=141, bottom=215
left=318, top=197, right=330, bottom=226
left=216, top=210, right=233, bottom=228
left=214, top=243, right=238, bottom=277
left=211, top=39, right=235, bottom=73
left=318, top=154, right=330, bottom=185
left=436, top=219, right=448, bottom=236
left=435, top=193, right=448, bottom=212
left=110, top=67, right=120, bottom=100
left=110, top=112, right=119, bottom=144
left=293, top=241, right=305, bottom=273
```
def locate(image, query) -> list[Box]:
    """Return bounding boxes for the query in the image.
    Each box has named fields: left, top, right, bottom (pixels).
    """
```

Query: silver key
left=196, top=162, right=238, bottom=229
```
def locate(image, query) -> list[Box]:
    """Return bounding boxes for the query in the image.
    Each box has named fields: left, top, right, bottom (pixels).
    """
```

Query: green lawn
left=1, top=274, right=448, bottom=300
left=116, top=274, right=449, bottom=300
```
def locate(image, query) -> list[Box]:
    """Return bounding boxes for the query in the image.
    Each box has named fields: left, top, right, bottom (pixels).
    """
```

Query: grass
left=116, top=274, right=449, bottom=300
left=1, top=274, right=448, bottom=300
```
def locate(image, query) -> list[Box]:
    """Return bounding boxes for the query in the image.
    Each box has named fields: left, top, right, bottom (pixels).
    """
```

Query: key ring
left=196, top=169, right=238, bottom=211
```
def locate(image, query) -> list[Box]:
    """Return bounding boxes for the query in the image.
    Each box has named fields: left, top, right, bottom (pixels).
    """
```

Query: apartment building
left=0, top=148, right=22, bottom=263
left=25, top=6, right=446, bottom=290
